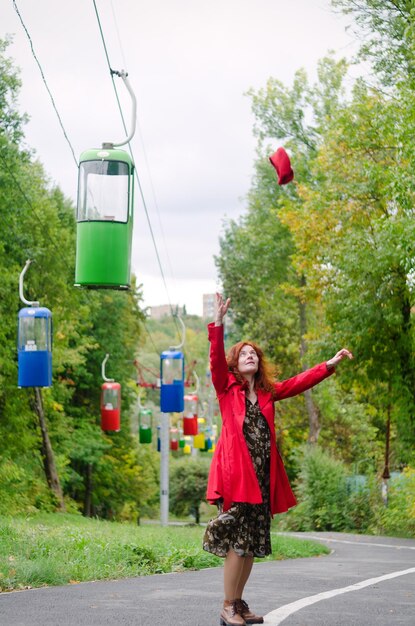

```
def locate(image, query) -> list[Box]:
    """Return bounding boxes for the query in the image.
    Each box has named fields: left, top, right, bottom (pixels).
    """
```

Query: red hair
left=226, top=341, right=276, bottom=395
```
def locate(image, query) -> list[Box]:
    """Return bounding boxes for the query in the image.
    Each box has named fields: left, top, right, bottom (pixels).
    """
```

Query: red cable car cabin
left=170, top=427, right=179, bottom=451
left=183, top=394, right=198, bottom=435
left=101, top=381, right=121, bottom=431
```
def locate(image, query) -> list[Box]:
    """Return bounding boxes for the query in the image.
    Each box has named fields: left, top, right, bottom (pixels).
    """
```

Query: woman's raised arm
left=208, top=294, right=231, bottom=396
left=214, top=292, right=231, bottom=326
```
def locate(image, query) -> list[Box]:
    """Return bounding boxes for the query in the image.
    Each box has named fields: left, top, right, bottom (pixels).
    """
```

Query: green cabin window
left=77, top=160, right=130, bottom=223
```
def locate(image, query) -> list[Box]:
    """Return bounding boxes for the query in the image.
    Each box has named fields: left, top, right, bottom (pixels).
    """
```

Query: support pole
left=33, top=387, right=65, bottom=511
left=160, top=412, right=170, bottom=526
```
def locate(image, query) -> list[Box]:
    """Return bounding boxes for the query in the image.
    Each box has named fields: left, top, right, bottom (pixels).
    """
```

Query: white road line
left=264, top=567, right=415, bottom=625
left=276, top=533, right=415, bottom=551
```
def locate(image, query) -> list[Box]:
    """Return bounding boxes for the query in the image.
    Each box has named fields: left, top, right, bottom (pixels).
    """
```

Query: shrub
left=281, top=449, right=415, bottom=538
left=0, top=458, right=55, bottom=515
left=169, top=457, right=210, bottom=523
left=283, top=446, right=351, bottom=531
left=345, top=475, right=381, bottom=533
left=375, top=467, right=415, bottom=537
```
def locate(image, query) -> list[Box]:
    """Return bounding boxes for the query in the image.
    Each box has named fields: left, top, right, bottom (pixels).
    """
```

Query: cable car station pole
left=160, top=412, right=169, bottom=526
left=159, top=316, right=186, bottom=526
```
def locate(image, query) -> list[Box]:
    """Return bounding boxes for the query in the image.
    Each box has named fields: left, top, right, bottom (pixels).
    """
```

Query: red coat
left=206, top=323, right=334, bottom=515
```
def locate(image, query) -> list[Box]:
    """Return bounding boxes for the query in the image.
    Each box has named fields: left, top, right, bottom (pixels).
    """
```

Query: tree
left=170, top=458, right=210, bottom=524
left=282, top=78, right=415, bottom=462
left=217, top=56, right=351, bottom=448
left=0, top=39, right=157, bottom=518
left=217, top=32, right=415, bottom=473
left=332, top=0, right=415, bottom=86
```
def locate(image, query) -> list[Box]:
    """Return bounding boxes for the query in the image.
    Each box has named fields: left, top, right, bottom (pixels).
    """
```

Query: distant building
left=149, top=304, right=184, bottom=319
left=203, top=293, right=216, bottom=320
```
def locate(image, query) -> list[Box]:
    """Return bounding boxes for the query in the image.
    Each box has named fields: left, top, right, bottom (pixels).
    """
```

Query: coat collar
left=257, top=388, right=272, bottom=413
left=225, top=374, right=273, bottom=417
left=225, top=372, right=242, bottom=391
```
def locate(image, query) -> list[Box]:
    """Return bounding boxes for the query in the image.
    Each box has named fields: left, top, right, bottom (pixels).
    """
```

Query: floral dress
left=203, top=397, right=272, bottom=558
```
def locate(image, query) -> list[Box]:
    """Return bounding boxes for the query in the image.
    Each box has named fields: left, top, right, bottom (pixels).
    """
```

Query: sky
left=2, top=0, right=358, bottom=316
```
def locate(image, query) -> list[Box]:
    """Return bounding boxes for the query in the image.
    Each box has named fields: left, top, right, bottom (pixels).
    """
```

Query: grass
left=0, top=513, right=329, bottom=592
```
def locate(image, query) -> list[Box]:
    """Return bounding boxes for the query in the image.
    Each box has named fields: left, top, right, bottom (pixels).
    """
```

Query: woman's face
left=237, top=344, right=259, bottom=376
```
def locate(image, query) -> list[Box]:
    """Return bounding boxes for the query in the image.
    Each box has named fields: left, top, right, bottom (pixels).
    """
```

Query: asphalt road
left=0, top=532, right=414, bottom=625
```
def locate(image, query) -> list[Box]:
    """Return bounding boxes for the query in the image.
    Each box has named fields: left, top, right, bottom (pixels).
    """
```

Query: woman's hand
left=214, top=293, right=231, bottom=326
left=327, top=348, right=354, bottom=370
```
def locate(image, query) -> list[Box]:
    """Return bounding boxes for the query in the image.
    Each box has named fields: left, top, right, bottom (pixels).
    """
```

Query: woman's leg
left=224, top=549, right=246, bottom=601
left=221, top=550, right=247, bottom=624
left=235, top=555, right=254, bottom=599
left=233, top=556, right=264, bottom=624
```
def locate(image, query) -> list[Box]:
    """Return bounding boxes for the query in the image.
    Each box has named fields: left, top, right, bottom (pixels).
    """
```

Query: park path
left=0, top=532, right=414, bottom=625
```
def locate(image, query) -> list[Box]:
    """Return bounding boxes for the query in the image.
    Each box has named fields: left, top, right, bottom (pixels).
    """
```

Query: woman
left=203, top=294, right=353, bottom=626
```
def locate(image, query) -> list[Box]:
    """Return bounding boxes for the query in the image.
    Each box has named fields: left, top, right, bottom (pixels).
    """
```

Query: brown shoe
left=235, top=599, right=264, bottom=624
left=220, top=600, right=246, bottom=625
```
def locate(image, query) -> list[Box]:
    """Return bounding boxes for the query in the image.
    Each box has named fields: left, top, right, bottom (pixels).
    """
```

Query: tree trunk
left=381, top=395, right=392, bottom=506
left=32, top=387, right=66, bottom=511
left=299, top=275, right=320, bottom=444
left=83, top=463, right=93, bottom=517
left=396, top=267, right=415, bottom=427
left=304, top=388, right=321, bottom=444
left=194, top=505, right=200, bottom=525
left=382, top=403, right=391, bottom=481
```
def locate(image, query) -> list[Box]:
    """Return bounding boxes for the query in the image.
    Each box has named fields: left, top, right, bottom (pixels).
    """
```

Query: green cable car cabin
left=75, top=148, right=134, bottom=289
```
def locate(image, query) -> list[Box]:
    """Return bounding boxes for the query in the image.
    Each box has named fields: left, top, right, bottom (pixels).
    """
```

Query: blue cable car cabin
left=18, top=307, right=52, bottom=387
left=160, top=349, right=185, bottom=413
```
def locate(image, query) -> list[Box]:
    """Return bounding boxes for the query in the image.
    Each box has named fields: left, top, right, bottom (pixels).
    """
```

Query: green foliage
left=270, top=533, right=330, bottom=559
left=375, top=468, right=415, bottom=536
left=217, top=55, right=365, bottom=459
left=140, top=314, right=210, bottom=384
left=287, top=446, right=351, bottom=531
left=0, top=513, right=214, bottom=590
left=283, top=79, right=415, bottom=462
left=169, top=458, right=210, bottom=523
left=3, top=0, right=415, bottom=537
left=315, top=379, right=383, bottom=467
left=0, top=35, right=28, bottom=143
left=0, top=458, right=55, bottom=515
left=217, top=6, right=415, bottom=475
left=0, top=513, right=328, bottom=590
left=0, top=39, right=157, bottom=520
left=281, top=449, right=415, bottom=537
left=332, top=0, right=415, bottom=86
left=345, top=475, right=382, bottom=534
left=216, top=199, right=299, bottom=369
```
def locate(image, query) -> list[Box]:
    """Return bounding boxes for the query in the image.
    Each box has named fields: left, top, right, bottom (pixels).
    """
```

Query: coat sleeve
left=207, top=323, right=229, bottom=396
left=274, top=362, right=334, bottom=400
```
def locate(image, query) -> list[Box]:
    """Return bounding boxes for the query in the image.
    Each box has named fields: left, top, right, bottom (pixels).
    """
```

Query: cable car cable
left=100, top=28, right=191, bottom=376
left=107, top=0, right=178, bottom=296
left=0, top=148, right=72, bottom=265
left=92, top=0, right=185, bottom=347
left=11, top=1, right=160, bottom=378
left=9, top=3, right=93, bottom=275
left=109, top=0, right=128, bottom=71
left=142, top=324, right=159, bottom=357
left=93, top=4, right=173, bottom=308
left=12, top=0, right=79, bottom=168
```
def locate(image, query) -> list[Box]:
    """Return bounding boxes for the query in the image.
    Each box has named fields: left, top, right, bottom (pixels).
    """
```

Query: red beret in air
left=269, top=147, right=294, bottom=185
